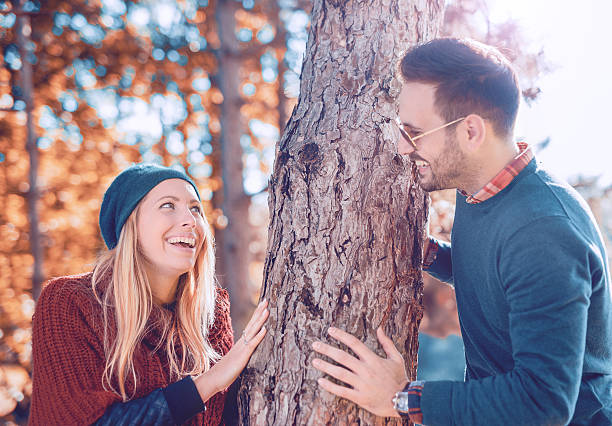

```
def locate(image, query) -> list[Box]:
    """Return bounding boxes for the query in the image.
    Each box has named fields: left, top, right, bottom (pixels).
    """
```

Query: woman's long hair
left=91, top=205, right=220, bottom=401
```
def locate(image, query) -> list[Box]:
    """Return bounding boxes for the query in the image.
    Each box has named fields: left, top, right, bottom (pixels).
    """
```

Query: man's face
left=397, top=82, right=466, bottom=192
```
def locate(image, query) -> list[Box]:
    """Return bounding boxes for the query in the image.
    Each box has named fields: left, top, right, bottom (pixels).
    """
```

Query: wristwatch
left=392, top=385, right=411, bottom=418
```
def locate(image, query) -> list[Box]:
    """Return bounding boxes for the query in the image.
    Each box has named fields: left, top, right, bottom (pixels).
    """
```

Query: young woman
left=29, top=164, right=268, bottom=425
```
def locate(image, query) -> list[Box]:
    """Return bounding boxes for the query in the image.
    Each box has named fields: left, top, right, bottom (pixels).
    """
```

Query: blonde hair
left=92, top=204, right=220, bottom=401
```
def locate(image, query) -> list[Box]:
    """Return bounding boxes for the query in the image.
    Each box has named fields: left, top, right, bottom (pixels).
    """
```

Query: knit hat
left=99, top=164, right=200, bottom=249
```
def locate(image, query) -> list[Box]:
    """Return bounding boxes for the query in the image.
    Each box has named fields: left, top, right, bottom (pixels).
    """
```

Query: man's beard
left=419, top=134, right=466, bottom=192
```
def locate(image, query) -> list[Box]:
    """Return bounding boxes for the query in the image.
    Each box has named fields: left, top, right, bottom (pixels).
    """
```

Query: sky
left=488, top=0, right=612, bottom=186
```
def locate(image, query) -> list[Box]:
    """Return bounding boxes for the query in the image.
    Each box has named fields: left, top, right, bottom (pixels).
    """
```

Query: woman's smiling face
left=136, top=178, right=205, bottom=280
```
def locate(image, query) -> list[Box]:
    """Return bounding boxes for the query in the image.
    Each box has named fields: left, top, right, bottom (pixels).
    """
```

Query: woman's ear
left=460, top=114, right=486, bottom=153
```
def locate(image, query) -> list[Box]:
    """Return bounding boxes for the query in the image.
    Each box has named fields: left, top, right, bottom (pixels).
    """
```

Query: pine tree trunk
left=239, top=0, right=443, bottom=424
left=215, top=0, right=254, bottom=336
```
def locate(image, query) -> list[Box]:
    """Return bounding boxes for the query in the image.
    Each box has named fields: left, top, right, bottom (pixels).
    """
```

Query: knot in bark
left=298, top=143, right=321, bottom=165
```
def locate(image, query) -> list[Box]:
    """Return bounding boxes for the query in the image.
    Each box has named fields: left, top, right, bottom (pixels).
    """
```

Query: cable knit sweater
left=29, top=272, right=234, bottom=425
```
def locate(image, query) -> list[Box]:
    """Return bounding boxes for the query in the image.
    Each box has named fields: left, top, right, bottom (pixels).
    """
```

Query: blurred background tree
left=1, top=0, right=610, bottom=424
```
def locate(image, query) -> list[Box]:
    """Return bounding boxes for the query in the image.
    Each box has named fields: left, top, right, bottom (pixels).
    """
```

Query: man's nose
left=398, top=138, right=415, bottom=156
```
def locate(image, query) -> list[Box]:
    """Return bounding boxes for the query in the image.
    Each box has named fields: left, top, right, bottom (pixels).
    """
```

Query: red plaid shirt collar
left=460, top=142, right=533, bottom=204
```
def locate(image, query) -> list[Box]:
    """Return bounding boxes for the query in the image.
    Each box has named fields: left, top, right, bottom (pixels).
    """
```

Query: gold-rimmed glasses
left=396, top=116, right=466, bottom=149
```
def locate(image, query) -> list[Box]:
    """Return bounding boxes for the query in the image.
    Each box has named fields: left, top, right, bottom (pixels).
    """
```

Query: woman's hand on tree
left=194, top=299, right=269, bottom=401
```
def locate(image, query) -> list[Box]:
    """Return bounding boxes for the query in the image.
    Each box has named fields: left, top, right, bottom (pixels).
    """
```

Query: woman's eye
left=161, top=202, right=174, bottom=209
left=190, top=205, right=202, bottom=214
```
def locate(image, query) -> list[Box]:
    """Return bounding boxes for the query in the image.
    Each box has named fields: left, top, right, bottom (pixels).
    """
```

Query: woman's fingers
left=243, top=300, right=268, bottom=337
left=243, top=301, right=264, bottom=331
left=252, top=300, right=269, bottom=327
left=237, top=324, right=267, bottom=368
left=241, top=299, right=269, bottom=342
left=246, top=325, right=267, bottom=350
left=245, top=300, right=265, bottom=326
left=203, top=306, right=269, bottom=394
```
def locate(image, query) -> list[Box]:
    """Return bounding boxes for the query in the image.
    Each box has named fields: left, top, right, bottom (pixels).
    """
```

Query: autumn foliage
left=1, top=0, right=295, bottom=421
left=3, top=0, right=609, bottom=424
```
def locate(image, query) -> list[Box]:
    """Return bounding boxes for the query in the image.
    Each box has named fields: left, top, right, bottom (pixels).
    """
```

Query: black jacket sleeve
left=93, top=377, right=205, bottom=426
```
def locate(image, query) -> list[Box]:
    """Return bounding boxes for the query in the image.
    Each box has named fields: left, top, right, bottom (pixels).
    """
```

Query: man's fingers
left=312, top=342, right=361, bottom=372
left=312, top=358, right=358, bottom=387
left=317, top=378, right=357, bottom=403
left=327, top=327, right=375, bottom=362
left=376, top=326, right=402, bottom=361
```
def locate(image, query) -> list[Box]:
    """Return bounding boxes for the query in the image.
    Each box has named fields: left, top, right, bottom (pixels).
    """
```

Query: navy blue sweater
left=424, top=159, right=612, bottom=425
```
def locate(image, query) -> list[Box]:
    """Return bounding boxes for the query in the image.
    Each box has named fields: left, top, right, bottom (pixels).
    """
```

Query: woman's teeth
left=167, top=237, right=196, bottom=248
left=415, top=160, right=429, bottom=167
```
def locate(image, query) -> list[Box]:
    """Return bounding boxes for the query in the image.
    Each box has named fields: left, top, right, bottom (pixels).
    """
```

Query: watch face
left=393, top=392, right=410, bottom=413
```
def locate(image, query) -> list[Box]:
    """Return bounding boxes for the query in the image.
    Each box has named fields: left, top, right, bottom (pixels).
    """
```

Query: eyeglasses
left=396, top=116, right=465, bottom=149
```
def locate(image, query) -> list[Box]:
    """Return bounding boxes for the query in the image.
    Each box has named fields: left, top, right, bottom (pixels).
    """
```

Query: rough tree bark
left=239, top=0, right=443, bottom=424
left=215, top=0, right=254, bottom=336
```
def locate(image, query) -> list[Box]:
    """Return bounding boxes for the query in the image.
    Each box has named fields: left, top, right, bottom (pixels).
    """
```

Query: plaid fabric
left=423, top=237, right=439, bottom=269
left=407, top=380, right=424, bottom=424
left=460, top=142, right=533, bottom=204
left=423, top=143, right=533, bottom=268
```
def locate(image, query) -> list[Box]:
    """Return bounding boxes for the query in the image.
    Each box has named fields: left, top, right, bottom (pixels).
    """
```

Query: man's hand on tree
left=311, top=326, right=409, bottom=418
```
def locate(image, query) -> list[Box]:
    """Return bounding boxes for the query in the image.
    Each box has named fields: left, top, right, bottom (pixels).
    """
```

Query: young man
left=311, top=38, right=612, bottom=425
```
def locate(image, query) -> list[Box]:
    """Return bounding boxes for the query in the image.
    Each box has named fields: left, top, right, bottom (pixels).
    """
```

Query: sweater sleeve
left=94, top=289, right=234, bottom=426
left=423, top=237, right=453, bottom=284
left=96, top=289, right=238, bottom=426
left=209, top=288, right=234, bottom=356
left=29, top=279, right=207, bottom=426
left=93, top=388, right=174, bottom=426
left=29, top=278, right=120, bottom=426
left=93, top=376, right=204, bottom=426
left=420, top=217, right=593, bottom=426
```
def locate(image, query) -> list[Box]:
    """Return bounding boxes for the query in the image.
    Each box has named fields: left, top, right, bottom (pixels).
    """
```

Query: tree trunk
left=215, top=0, right=255, bottom=336
left=239, top=0, right=443, bottom=424
left=16, top=2, right=44, bottom=301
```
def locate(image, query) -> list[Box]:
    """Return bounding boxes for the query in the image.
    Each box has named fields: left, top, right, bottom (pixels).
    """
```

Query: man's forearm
left=423, top=237, right=453, bottom=284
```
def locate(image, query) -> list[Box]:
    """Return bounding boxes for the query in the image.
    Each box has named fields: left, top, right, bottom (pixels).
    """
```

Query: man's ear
left=459, top=114, right=486, bottom=153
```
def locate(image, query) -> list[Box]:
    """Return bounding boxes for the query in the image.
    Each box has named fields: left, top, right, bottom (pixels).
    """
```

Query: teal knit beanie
left=99, top=163, right=201, bottom=249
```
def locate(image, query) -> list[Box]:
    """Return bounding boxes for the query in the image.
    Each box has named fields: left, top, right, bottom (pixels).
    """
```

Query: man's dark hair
left=400, top=38, right=520, bottom=138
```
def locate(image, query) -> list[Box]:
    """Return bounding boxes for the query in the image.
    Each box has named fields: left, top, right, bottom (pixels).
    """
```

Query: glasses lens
left=396, top=118, right=417, bottom=148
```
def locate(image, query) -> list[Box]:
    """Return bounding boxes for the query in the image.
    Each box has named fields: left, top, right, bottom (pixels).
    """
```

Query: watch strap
left=407, top=380, right=424, bottom=424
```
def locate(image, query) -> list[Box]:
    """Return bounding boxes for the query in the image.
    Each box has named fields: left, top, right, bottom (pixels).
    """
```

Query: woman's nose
left=181, top=208, right=197, bottom=227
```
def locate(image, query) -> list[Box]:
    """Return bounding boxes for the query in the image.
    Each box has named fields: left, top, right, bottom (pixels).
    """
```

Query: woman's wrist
left=193, top=371, right=219, bottom=403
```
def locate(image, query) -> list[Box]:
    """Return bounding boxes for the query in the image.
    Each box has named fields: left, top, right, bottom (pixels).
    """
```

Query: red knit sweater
left=29, top=272, right=234, bottom=425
